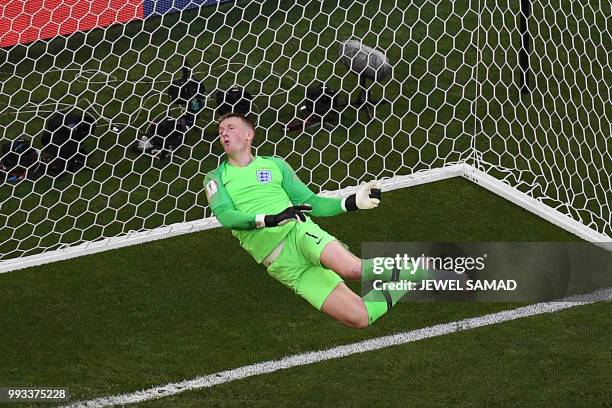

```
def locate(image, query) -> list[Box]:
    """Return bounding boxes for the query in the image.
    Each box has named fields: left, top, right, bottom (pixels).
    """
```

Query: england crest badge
left=256, top=169, right=272, bottom=183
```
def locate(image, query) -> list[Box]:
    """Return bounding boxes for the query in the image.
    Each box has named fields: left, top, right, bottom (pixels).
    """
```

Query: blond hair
left=217, top=112, right=255, bottom=133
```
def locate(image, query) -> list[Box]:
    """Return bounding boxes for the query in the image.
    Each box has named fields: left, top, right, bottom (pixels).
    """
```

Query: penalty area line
left=63, top=287, right=611, bottom=408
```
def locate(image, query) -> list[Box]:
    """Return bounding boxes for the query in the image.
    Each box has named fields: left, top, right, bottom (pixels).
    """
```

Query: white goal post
left=1, top=0, right=610, bottom=273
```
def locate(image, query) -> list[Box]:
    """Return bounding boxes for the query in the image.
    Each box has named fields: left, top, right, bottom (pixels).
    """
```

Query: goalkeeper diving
left=205, top=113, right=434, bottom=328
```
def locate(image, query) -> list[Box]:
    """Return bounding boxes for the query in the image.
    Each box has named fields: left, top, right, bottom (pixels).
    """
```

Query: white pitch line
left=62, top=287, right=611, bottom=408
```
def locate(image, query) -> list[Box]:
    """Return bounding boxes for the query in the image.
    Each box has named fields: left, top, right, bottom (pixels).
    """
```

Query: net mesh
left=0, top=0, right=609, bottom=263
left=475, top=0, right=610, bottom=236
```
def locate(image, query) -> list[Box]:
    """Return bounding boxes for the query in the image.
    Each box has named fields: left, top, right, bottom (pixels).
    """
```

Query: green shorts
left=266, top=219, right=343, bottom=310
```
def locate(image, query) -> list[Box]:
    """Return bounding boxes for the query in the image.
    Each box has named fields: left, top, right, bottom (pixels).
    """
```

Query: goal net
left=473, top=1, right=610, bottom=240
left=1, top=0, right=610, bottom=272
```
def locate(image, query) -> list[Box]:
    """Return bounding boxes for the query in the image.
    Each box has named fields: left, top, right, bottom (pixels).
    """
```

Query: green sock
left=363, top=296, right=389, bottom=325
left=362, top=286, right=408, bottom=325
left=361, top=258, right=431, bottom=325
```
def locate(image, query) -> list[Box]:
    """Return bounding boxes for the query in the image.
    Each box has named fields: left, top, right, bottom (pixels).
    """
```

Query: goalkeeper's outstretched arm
left=211, top=183, right=381, bottom=230
left=272, top=157, right=381, bottom=216
left=303, top=182, right=382, bottom=216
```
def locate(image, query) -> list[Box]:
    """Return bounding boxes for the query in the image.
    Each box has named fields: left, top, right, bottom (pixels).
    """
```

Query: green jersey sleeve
left=269, top=157, right=344, bottom=217
left=213, top=203, right=258, bottom=230
left=204, top=169, right=257, bottom=230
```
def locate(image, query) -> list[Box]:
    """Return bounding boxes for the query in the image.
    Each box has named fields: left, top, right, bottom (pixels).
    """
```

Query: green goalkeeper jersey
left=204, top=156, right=344, bottom=263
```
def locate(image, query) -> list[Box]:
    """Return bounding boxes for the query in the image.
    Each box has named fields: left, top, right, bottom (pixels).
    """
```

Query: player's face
left=218, top=117, right=252, bottom=155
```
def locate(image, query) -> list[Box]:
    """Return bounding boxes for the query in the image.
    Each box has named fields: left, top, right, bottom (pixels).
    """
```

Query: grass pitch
left=1, top=180, right=610, bottom=407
